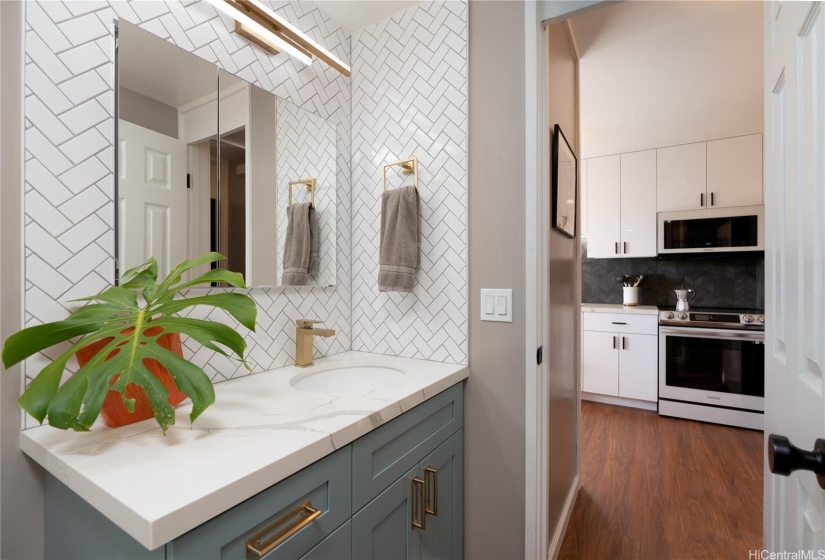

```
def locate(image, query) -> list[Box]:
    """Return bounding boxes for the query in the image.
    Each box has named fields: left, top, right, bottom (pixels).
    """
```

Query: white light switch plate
left=480, top=289, right=512, bottom=322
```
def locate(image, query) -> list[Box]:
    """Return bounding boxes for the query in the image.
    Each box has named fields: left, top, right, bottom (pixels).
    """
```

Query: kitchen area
left=573, top=1, right=766, bottom=432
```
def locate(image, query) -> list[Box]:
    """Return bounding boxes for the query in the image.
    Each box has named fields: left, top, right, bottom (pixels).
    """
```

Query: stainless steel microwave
left=657, top=205, right=765, bottom=254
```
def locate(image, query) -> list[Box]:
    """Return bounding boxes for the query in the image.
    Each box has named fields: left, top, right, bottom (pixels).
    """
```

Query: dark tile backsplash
left=581, top=240, right=765, bottom=310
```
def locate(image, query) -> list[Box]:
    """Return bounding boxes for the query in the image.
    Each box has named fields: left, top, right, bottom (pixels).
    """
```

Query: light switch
left=485, top=295, right=495, bottom=315
left=480, top=289, right=512, bottom=323
left=496, top=295, right=507, bottom=315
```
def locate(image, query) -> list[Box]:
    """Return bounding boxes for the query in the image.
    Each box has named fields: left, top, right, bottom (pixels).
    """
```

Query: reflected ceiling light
left=205, top=0, right=351, bottom=77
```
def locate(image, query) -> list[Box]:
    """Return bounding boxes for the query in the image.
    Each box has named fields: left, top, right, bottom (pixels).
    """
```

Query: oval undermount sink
left=290, top=365, right=405, bottom=394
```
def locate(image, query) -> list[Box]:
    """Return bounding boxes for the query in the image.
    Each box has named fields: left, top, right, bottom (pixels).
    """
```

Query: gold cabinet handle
left=424, top=467, right=438, bottom=517
left=246, top=501, right=322, bottom=559
left=411, top=477, right=426, bottom=530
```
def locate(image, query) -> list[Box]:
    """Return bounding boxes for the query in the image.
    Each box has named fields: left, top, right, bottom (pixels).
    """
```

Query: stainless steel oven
left=658, top=309, right=764, bottom=430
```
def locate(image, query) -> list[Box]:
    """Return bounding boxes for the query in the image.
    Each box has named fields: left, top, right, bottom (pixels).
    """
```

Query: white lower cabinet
left=582, top=312, right=658, bottom=404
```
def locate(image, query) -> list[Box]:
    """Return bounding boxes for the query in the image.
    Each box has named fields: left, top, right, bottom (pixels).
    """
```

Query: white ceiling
left=313, top=0, right=423, bottom=33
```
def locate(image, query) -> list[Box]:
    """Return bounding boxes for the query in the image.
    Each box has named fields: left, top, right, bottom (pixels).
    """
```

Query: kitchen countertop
left=20, top=351, right=469, bottom=550
left=581, top=303, right=660, bottom=315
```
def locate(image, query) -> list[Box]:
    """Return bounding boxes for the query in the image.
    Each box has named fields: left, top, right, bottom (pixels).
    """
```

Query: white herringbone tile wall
left=351, top=1, right=469, bottom=364
left=276, top=99, right=337, bottom=287
left=22, top=0, right=353, bottom=428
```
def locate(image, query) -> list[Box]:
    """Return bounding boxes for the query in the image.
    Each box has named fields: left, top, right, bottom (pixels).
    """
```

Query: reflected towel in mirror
left=282, top=202, right=318, bottom=286
left=379, top=185, right=420, bottom=292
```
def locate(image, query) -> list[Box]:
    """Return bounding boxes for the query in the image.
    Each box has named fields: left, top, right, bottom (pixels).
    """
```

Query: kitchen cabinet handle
left=614, top=242, right=619, bottom=255
left=700, top=193, right=704, bottom=207
left=613, top=336, right=617, bottom=349
left=411, top=477, right=426, bottom=529
left=424, top=467, right=438, bottom=517
left=711, top=192, right=715, bottom=206
left=623, top=241, right=627, bottom=254
left=611, top=322, right=627, bottom=325
left=622, top=337, right=627, bottom=350
left=246, top=501, right=321, bottom=558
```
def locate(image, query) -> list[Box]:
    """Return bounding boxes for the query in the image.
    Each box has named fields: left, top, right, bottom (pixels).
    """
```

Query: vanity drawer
left=169, top=446, right=351, bottom=560
left=352, top=382, right=464, bottom=513
left=582, top=312, right=658, bottom=335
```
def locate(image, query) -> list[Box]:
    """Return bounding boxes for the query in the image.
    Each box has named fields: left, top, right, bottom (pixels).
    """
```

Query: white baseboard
left=582, top=392, right=658, bottom=411
left=547, top=474, right=580, bottom=560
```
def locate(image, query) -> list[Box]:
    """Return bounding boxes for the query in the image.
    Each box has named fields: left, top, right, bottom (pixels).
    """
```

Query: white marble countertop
left=581, top=303, right=660, bottom=315
left=20, top=351, right=469, bottom=550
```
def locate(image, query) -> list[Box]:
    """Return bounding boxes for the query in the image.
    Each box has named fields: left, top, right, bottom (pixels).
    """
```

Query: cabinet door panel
left=298, top=521, right=351, bottom=560
left=620, top=150, right=657, bottom=257
left=618, top=334, right=658, bottom=402
left=657, top=142, right=706, bottom=212
left=706, top=134, right=763, bottom=208
left=353, top=466, right=422, bottom=560
left=582, top=330, right=619, bottom=396
left=421, top=430, right=463, bottom=560
left=585, top=156, right=621, bottom=258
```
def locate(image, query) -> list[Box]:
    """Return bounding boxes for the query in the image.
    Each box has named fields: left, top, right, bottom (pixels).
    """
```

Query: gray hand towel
left=379, top=186, right=420, bottom=292
left=282, top=202, right=312, bottom=286
left=308, top=206, right=320, bottom=276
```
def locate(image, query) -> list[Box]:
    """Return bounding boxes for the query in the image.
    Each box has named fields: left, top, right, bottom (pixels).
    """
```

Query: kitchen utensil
left=675, top=286, right=696, bottom=312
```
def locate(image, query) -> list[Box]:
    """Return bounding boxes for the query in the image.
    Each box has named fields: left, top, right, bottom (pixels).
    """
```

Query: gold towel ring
left=382, top=157, right=418, bottom=192
left=288, top=178, right=316, bottom=206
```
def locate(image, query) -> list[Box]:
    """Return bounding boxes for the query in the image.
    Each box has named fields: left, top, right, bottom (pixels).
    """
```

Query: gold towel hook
left=382, top=156, right=419, bottom=192
left=288, top=178, right=316, bottom=206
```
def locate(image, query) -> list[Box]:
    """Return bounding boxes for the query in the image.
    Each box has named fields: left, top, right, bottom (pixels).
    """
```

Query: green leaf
left=152, top=293, right=257, bottom=332
left=3, top=252, right=257, bottom=432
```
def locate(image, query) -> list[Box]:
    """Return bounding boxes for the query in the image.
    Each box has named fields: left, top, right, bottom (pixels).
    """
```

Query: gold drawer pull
left=246, top=501, right=322, bottom=559
left=411, top=477, right=426, bottom=530
left=424, top=467, right=438, bottom=517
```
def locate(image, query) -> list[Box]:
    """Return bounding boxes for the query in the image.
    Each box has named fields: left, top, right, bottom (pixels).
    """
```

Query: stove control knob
left=664, top=311, right=675, bottom=319
left=743, top=314, right=754, bottom=323
left=758, top=315, right=765, bottom=324
left=678, top=312, right=688, bottom=320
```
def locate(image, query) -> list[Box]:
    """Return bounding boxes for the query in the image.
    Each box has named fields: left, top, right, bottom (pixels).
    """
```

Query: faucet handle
left=297, top=319, right=323, bottom=328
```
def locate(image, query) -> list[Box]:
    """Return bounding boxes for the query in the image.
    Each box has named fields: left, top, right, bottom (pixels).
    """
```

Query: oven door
left=658, top=326, right=765, bottom=411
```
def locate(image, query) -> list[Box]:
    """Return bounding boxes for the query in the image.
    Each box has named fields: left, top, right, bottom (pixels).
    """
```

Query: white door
left=617, top=333, right=657, bottom=402
left=119, top=120, right=187, bottom=279
left=581, top=330, right=619, bottom=396
left=656, top=142, right=707, bottom=212
left=764, top=1, right=825, bottom=553
left=620, top=150, right=657, bottom=257
left=585, top=155, right=621, bottom=258
left=707, top=134, right=764, bottom=209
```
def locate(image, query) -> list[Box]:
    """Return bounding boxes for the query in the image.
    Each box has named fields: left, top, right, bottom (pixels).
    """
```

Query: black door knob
left=768, top=434, right=825, bottom=489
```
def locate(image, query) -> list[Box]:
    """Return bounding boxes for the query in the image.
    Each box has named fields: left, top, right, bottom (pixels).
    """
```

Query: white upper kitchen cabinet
left=619, top=150, right=657, bottom=257
left=656, top=142, right=707, bottom=212
left=586, top=151, right=656, bottom=258
left=586, top=155, right=621, bottom=258
left=706, top=134, right=763, bottom=208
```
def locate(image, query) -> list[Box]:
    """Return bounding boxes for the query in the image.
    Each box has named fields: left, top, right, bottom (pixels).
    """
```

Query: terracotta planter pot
left=75, top=326, right=187, bottom=428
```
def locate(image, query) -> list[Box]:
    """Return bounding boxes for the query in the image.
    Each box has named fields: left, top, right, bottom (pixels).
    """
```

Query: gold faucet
left=295, top=319, right=336, bottom=367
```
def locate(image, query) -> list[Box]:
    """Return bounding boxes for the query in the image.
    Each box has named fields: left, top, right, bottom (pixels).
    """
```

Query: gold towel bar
left=288, top=178, right=316, bottom=206
left=382, top=156, right=419, bottom=191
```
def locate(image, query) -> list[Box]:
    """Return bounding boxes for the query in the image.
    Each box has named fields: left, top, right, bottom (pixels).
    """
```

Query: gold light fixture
left=206, top=0, right=351, bottom=77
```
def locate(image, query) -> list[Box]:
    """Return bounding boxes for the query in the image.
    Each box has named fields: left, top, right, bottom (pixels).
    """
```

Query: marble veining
left=20, top=352, right=468, bottom=550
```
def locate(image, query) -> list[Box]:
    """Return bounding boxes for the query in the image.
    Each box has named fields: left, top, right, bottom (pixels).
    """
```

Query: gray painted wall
left=1, top=1, right=45, bottom=557
left=467, top=2, right=527, bottom=557
left=545, top=20, right=580, bottom=542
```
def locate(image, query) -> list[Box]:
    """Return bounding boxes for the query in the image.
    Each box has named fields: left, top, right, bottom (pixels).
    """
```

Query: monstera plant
left=1, top=253, right=257, bottom=433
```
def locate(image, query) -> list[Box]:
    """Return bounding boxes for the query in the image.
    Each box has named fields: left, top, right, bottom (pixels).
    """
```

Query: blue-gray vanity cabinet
left=421, top=429, right=463, bottom=560
left=168, top=446, right=351, bottom=560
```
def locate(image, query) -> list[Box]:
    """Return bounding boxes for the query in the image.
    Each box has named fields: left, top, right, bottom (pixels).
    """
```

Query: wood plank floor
left=559, top=402, right=763, bottom=560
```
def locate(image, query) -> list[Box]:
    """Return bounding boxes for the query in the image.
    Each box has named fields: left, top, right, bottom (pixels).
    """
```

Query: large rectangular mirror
left=116, top=21, right=337, bottom=288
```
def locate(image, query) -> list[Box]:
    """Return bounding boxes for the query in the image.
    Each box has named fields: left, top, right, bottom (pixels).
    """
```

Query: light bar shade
left=205, top=0, right=313, bottom=66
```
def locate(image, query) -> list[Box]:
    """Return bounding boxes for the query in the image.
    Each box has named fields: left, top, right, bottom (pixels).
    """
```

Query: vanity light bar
left=205, top=0, right=312, bottom=66
left=206, top=0, right=351, bottom=77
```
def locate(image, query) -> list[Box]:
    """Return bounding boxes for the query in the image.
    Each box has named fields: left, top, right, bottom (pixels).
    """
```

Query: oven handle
left=659, top=326, right=765, bottom=341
